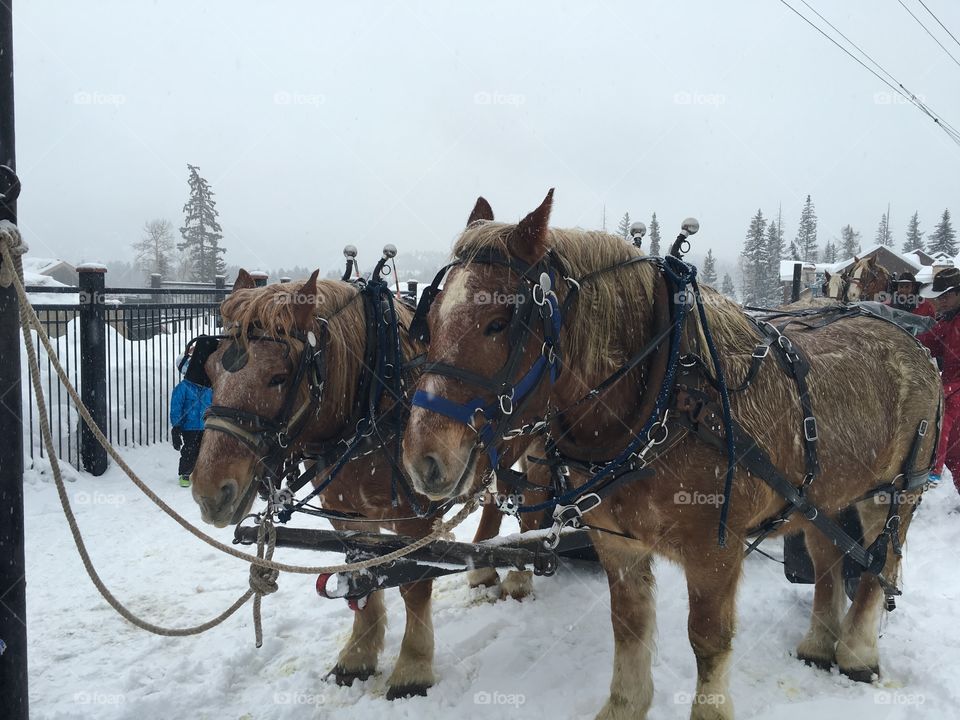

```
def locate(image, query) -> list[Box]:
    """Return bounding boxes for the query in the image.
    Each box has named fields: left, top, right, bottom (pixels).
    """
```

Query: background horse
left=824, top=255, right=891, bottom=302
left=402, top=192, right=941, bottom=720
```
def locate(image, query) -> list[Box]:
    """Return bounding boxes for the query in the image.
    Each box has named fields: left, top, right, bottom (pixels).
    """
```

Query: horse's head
left=403, top=192, right=563, bottom=500
left=191, top=269, right=351, bottom=527
left=845, top=256, right=889, bottom=302
left=823, top=269, right=847, bottom=300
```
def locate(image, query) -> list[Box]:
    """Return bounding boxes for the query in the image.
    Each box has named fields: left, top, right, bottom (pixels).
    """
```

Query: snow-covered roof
left=778, top=260, right=816, bottom=282
left=22, top=257, right=74, bottom=275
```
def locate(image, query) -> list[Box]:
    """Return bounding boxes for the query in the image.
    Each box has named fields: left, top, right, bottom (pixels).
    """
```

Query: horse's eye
left=485, top=318, right=508, bottom=335
left=269, top=374, right=287, bottom=387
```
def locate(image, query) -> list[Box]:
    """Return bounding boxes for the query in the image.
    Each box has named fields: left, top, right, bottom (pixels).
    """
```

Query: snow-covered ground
left=24, top=446, right=960, bottom=719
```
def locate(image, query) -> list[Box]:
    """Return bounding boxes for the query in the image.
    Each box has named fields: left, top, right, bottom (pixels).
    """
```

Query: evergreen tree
left=648, top=212, right=662, bottom=256
left=928, top=208, right=958, bottom=256
left=875, top=210, right=893, bottom=247
left=764, top=219, right=786, bottom=304
left=701, top=249, right=718, bottom=285
left=740, top=209, right=767, bottom=305
left=840, top=224, right=861, bottom=259
left=821, top=239, right=838, bottom=264
left=721, top=272, right=736, bottom=300
left=133, top=219, right=174, bottom=281
left=795, top=194, right=818, bottom=263
left=179, top=164, right=226, bottom=282
left=616, top=212, right=631, bottom=240
left=903, top=211, right=924, bottom=253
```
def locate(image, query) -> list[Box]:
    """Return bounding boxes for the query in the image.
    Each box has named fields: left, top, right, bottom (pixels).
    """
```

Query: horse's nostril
left=424, top=454, right=443, bottom=487
left=219, top=481, right=236, bottom=510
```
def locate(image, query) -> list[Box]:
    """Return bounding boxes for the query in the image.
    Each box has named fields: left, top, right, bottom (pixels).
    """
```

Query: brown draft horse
left=190, top=270, right=441, bottom=699
left=402, top=192, right=941, bottom=720
left=823, top=255, right=892, bottom=302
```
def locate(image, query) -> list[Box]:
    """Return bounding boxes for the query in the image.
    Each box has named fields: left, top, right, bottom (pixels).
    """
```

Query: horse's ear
left=233, top=269, right=255, bottom=291
left=854, top=255, right=860, bottom=263
left=508, top=188, right=554, bottom=264
left=824, top=270, right=832, bottom=281
left=467, top=197, right=494, bottom=225
left=292, top=270, right=320, bottom=329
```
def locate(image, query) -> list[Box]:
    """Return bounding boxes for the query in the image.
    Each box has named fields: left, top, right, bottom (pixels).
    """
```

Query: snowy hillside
left=23, top=446, right=960, bottom=720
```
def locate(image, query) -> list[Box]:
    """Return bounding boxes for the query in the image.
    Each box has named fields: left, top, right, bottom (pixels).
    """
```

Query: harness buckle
left=752, top=344, right=770, bottom=359
left=541, top=342, right=557, bottom=365
left=803, top=417, right=818, bottom=442
left=499, top=390, right=515, bottom=416
left=918, top=419, right=928, bottom=437
left=277, top=431, right=290, bottom=449
left=543, top=493, right=602, bottom=549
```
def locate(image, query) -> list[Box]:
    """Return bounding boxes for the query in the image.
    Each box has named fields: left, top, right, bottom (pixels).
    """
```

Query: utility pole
left=0, top=1, right=29, bottom=718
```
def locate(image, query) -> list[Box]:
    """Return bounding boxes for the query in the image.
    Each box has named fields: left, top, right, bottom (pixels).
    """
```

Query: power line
left=917, top=0, right=960, bottom=52
left=897, top=0, right=960, bottom=70
left=779, top=0, right=960, bottom=148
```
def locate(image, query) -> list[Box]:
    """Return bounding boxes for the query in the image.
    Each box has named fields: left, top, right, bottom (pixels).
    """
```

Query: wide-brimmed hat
left=920, top=267, right=960, bottom=298
left=896, top=272, right=918, bottom=285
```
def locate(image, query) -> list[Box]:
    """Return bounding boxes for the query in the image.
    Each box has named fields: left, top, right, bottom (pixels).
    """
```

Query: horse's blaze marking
left=437, top=269, right=472, bottom=321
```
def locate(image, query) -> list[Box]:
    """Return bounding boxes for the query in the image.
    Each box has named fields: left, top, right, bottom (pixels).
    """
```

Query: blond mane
left=452, top=222, right=756, bottom=378
left=220, top=279, right=420, bottom=423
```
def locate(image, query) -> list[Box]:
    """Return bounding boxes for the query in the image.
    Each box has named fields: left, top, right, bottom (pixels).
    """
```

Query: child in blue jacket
left=171, top=350, right=213, bottom=487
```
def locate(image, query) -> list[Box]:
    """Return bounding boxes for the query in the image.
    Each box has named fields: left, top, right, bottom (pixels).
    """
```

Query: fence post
left=78, top=264, right=108, bottom=476
left=150, top=272, right=161, bottom=303
left=250, top=270, right=268, bottom=287
left=0, top=1, right=28, bottom=718
left=791, top=263, right=802, bottom=302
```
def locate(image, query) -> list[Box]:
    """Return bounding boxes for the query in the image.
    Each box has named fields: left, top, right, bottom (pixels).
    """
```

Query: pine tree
left=648, top=212, right=662, bottom=256
left=740, top=209, right=767, bottom=305
left=795, top=194, right=818, bottom=263
left=616, top=212, right=631, bottom=240
left=840, top=224, right=861, bottom=259
left=875, top=210, right=893, bottom=247
left=179, top=164, right=226, bottom=282
left=764, top=218, right=786, bottom=304
left=721, top=273, right=736, bottom=300
left=821, top=239, right=838, bottom=264
left=928, top=209, right=958, bottom=256
left=133, top=219, right=174, bottom=281
left=701, top=249, right=718, bottom=285
left=903, top=211, right=924, bottom=253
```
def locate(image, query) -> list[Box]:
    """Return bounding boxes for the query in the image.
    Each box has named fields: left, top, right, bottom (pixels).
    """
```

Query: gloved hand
left=171, top=426, right=183, bottom=451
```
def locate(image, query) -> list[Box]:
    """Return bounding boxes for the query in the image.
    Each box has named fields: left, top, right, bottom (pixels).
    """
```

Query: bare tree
left=133, top=219, right=175, bottom=281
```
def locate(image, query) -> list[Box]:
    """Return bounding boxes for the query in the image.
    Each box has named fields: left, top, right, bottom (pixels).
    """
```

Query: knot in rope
left=0, top=220, right=28, bottom=288
left=250, top=518, right=279, bottom=648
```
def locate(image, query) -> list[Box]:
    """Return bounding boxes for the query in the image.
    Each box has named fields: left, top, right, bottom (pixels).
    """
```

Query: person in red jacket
left=891, top=272, right=936, bottom=317
left=917, top=267, right=960, bottom=493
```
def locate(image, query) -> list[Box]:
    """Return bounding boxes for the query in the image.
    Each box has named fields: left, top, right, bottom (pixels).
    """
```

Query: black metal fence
left=22, top=269, right=236, bottom=472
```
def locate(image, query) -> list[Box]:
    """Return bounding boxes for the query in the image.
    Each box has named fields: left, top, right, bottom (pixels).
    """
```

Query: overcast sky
left=11, top=0, right=960, bottom=276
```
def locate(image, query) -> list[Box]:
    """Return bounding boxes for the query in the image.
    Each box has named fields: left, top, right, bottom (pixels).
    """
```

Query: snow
left=23, top=445, right=960, bottom=719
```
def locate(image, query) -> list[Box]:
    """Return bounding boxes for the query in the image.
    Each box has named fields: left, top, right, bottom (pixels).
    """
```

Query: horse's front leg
left=386, top=579, right=435, bottom=699
left=593, top=535, right=656, bottom=720
left=330, top=589, right=387, bottom=685
left=683, top=548, right=741, bottom=720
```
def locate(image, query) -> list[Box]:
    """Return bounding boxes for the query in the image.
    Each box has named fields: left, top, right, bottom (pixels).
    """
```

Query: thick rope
left=0, top=225, right=479, bottom=639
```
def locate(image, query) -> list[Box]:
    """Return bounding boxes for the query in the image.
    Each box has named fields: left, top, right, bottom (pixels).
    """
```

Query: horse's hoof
left=840, top=665, right=879, bottom=683
left=385, top=683, right=430, bottom=700
left=467, top=567, right=500, bottom=589
left=330, top=665, right=374, bottom=686
left=797, top=652, right=834, bottom=671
